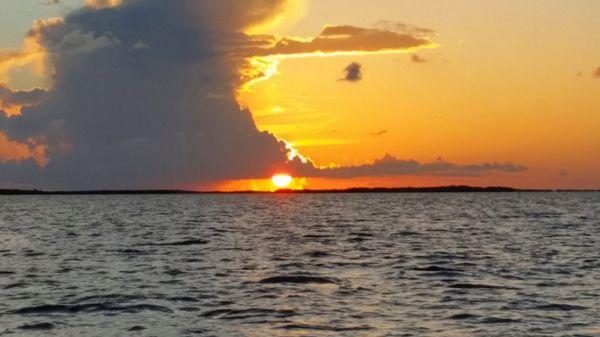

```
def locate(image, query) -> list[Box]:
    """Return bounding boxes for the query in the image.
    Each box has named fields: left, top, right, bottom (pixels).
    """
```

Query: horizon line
left=1, top=185, right=599, bottom=195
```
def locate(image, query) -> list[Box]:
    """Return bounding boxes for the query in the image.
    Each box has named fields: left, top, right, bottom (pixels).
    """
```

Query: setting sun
left=271, top=174, right=293, bottom=189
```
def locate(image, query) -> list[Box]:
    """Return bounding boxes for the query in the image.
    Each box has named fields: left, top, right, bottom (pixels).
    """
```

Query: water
left=0, top=193, right=599, bottom=337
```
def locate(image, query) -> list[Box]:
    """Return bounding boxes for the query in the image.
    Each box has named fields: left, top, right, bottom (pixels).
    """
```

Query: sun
left=271, top=174, right=293, bottom=189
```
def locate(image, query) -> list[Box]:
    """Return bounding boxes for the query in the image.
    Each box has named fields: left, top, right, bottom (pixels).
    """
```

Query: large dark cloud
left=0, top=1, right=525, bottom=189
left=0, top=0, right=297, bottom=189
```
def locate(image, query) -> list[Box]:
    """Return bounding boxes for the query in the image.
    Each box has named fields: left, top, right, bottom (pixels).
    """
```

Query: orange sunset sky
left=0, top=0, right=599, bottom=191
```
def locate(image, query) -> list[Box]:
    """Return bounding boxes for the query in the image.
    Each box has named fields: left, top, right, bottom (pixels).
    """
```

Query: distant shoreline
left=0, top=186, right=598, bottom=195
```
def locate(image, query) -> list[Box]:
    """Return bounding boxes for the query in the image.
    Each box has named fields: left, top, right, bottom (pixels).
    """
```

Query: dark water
left=1, top=193, right=599, bottom=337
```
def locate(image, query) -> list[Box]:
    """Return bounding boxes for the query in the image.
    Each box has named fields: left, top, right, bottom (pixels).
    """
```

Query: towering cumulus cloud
left=0, top=0, right=524, bottom=189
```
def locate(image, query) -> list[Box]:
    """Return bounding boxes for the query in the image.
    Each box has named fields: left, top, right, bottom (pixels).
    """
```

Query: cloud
left=0, top=85, right=47, bottom=116
left=249, top=24, right=432, bottom=58
left=342, top=62, right=362, bottom=82
left=292, top=154, right=527, bottom=179
left=0, top=132, right=47, bottom=166
left=0, top=18, right=60, bottom=86
left=0, top=47, right=39, bottom=85
left=84, top=0, right=122, bottom=8
left=0, top=0, right=524, bottom=189
left=411, top=54, right=426, bottom=63
left=372, top=20, right=436, bottom=37
left=594, top=66, right=600, bottom=78
left=371, top=130, right=388, bottom=136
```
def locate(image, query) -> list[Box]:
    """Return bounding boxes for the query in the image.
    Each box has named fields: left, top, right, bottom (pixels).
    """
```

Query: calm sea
left=1, top=193, right=599, bottom=337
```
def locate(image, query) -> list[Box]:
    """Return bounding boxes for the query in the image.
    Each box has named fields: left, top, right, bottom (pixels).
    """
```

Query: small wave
left=448, top=283, right=518, bottom=290
left=127, top=325, right=146, bottom=331
left=303, top=251, right=331, bottom=258
left=449, top=313, right=478, bottom=320
left=413, top=266, right=462, bottom=272
left=178, top=306, right=201, bottom=312
left=168, top=296, right=199, bottom=303
left=151, top=239, right=209, bottom=246
left=0, top=271, right=15, bottom=275
left=394, top=230, right=421, bottom=236
left=3, top=282, right=27, bottom=290
left=258, top=275, right=338, bottom=285
left=303, top=234, right=330, bottom=239
left=71, top=294, right=148, bottom=303
left=348, top=232, right=375, bottom=238
left=10, top=303, right=173, bottom=315
left=18, top=322, right=55, bottom=331
left=184, top=328, right=209, bottom=334
left=201, top=308, right=298, bottom=320
left=480, top=317, right=521, bottom=324
left=165, top=268, right=186, bottom=276
left=23, top=250, right=45, bottom=257
left=535, top=304, right=587, bottom=311
left=276, top=323, right=373, bottom=332
left=116, top=249, right=152, bottom=255
left=348, top=237, right=368, bottom=243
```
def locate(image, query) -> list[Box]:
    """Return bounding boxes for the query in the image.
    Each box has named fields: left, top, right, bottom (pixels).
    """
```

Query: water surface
left=1, top=193, right=599, bottom=336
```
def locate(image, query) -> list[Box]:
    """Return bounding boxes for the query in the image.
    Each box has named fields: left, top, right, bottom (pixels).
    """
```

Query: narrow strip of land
left=0, top=186, right=597, bottom=195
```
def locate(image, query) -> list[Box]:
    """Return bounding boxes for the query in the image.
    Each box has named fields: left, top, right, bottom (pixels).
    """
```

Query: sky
left=0, top=0, right=599, bottom=191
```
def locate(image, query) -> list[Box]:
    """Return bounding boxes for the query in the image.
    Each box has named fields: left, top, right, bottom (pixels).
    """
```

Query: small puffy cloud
left=411, top=54, right=426, bottom=63
left=594, top=67, right=600, bottom=78
left=342, top=62, right=362, bottom=82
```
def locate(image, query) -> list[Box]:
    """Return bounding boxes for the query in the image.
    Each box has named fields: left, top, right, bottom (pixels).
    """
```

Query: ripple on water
left=534, top=303, right=587, bottom=311
left=18, top=322, right=55, bottom=331
left=149, top=239, right=209, bottom=246
left=276, top=323, right=374, bottom=332
left=201, top=308, right=298, bottom=320
left=10, top=303, right=174, bottom=315
left=258, top=275, right=339, bottom=285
